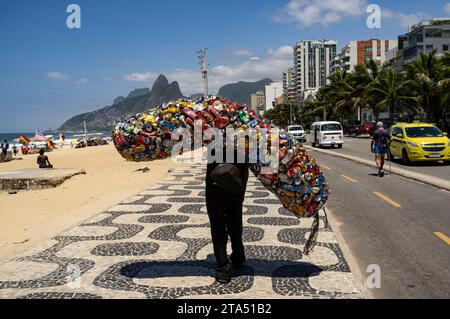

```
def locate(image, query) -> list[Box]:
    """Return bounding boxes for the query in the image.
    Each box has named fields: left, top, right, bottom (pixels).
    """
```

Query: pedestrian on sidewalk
left=371, top=121, right=391, bottom=177
left=205, top=140, right=249, bottom=284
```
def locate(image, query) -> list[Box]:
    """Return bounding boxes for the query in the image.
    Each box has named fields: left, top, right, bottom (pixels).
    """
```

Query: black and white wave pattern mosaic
left=0, top=164, right=362, bottom=299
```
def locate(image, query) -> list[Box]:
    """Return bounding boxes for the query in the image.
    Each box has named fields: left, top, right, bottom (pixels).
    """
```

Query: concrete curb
left=304, top=145, right=450, bottom=192
left=0, top=168, right=86, bottom=190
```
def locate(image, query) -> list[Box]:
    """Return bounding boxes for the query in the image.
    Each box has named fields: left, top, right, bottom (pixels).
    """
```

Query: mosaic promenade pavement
left=0, top=163, right=363, bottom=299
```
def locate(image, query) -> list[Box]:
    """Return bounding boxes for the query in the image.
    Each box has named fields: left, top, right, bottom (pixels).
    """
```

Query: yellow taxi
left=389, top=123, right=450, bottom=164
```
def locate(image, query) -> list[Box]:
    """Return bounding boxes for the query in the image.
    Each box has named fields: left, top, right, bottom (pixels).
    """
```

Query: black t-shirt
left=205, top=145, right=249, bottom=189
left=372, top=128, right=391, bottom=146
left=205, top=128, right=251, bottom=195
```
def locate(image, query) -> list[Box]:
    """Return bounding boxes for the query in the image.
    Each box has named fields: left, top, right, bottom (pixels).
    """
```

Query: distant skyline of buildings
left=251, top=18, right=450, bottom=117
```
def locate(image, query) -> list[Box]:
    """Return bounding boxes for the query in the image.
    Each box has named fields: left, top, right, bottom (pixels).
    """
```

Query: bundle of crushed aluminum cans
left=113, top=96, right=329, bottom=253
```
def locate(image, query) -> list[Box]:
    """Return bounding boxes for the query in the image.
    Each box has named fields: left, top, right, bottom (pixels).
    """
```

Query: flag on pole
left=20, top=135, right=30, bottom=145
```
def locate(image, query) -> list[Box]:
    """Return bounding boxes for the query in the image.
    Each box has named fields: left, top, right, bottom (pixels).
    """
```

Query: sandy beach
left=0, top=144, right=184, bottom=261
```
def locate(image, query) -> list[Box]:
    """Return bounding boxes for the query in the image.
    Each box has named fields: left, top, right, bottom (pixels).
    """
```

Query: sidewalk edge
left=304, top=146, right=450, bottom=191
left=324, top=206, right=370, bottom=299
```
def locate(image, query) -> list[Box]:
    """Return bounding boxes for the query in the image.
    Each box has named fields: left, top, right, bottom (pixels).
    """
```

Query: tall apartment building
left=331, top=39, right=398, bottom=74
left=392, top=19, right=450, bottom=69
left=293, top=40, right=337, bottom=105
left=282, top=68, right=296, bottom=103
left=250, top=91, right=265, bottom=113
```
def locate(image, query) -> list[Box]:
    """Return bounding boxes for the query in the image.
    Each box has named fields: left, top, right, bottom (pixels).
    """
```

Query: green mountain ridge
left=58, top=75, right=183, bottom=132
left=218, top=79, right=272, bottom=105
left=58, top=76, right=273, bottom=132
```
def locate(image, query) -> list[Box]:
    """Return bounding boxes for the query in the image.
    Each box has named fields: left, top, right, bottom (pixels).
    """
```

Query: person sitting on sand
left=37, top=149, right=53, bottom=169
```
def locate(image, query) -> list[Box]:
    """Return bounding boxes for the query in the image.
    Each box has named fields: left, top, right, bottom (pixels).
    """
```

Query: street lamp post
left=290, top=103, right=293, bottom=125
left=273, top=87, right=277, bottom=110
left=198, top=48, right=208, bottom=96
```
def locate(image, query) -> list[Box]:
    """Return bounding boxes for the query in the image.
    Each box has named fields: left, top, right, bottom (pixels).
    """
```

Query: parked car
left=358, top=123, right=376, bottom=136
left=389, top=123, right=450, bottom=164
left=310, top=121, right=344, bottom=148
left=347, top=125, right=361, bottom=136
left=287, top=125, right=307, bottom=143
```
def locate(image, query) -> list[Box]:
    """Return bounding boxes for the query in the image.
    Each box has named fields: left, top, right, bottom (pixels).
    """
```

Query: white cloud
left=123, top=71, right=158, bottom=82
left=275, top=0, right=366, bottom=27
left=231, top=49, right=254, bottom=56
left=45, top=72, right=90, bottom=85
left=250, top=57, right=260, bottom=61
left=75, top=77, right=88, bottom=84
left=175, top=46, right=293, bottom=94
left=445, top=3, right=450, bottom=14
left=123, top=46, right=294, bottom=95
left=274, top=1, right=433, bottom=29
left=382, top=9, right=431, bottom=29
left=45, top=71, right=71, bottom=81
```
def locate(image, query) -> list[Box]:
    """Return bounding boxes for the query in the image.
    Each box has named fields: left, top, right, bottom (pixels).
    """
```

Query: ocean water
left=0, top=132, right=110, bottom=143
left=0, top=133, right=35, bottom=142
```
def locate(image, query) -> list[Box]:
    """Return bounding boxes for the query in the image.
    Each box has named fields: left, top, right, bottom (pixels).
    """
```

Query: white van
left=310, top=121, right=344, bottom=148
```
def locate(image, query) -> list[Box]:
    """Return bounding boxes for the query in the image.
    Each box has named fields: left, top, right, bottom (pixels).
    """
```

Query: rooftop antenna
left=198, top=48, right=209, bottom=96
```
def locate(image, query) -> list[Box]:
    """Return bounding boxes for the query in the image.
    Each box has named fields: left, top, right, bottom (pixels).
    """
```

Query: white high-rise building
left=293, top=40, right=337, bottom=105
left=264, top=82, right=283, bottom=112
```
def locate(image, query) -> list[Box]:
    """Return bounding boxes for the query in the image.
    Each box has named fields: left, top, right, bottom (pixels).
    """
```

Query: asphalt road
left=306, top=136, right=450, bottom=182
left=307, top=149, right=450, bottom=299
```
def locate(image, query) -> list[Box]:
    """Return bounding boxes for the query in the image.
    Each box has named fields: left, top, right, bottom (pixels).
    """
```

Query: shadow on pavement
left=368, top=173, right=392, bottom=177
left=119, top=259, right=323, bottom=281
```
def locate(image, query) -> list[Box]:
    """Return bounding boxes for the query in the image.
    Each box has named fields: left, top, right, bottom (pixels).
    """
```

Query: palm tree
left=351, top=59, right=387, bottom=121
left=437, top=53, right=450, bottom=131
left=302, top=67, right=370, bottom=124
left=302, top=87, right=339, bottom=121
left=369, top=67, right=419, bottom=124
left=327, top=70, right=352, bottom=113
left=403, top=50, right=449, bottom=130
left=297, top=54, right=448, bottom=129
left=353, top=59, right=386, bottom=83
left=265, top=104, right=298, bottom=127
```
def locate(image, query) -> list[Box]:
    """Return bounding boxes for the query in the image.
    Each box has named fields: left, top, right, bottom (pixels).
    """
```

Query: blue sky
left=1, top=0, right=449, bottom=132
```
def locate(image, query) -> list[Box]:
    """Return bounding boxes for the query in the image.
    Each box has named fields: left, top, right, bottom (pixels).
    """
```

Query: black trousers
left=205, top=163, right=248, bottom=268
